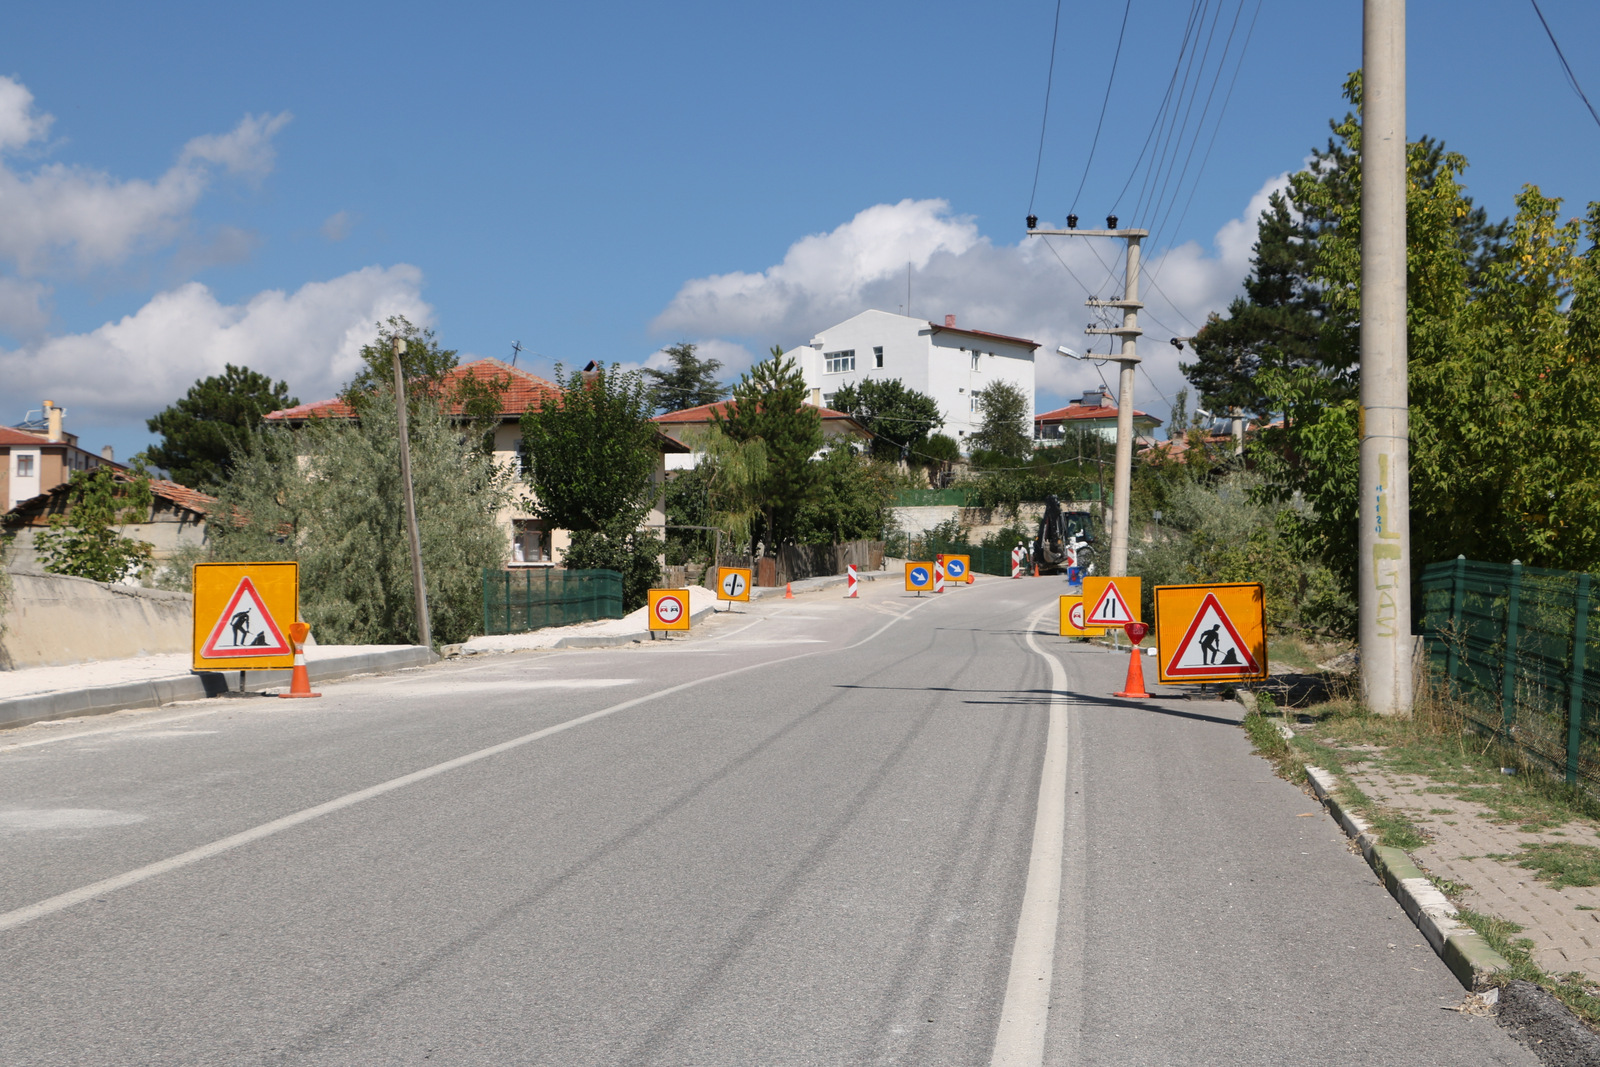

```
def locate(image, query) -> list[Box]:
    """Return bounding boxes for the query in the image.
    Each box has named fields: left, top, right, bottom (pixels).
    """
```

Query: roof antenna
left=510, top=340, right=523, bottom=368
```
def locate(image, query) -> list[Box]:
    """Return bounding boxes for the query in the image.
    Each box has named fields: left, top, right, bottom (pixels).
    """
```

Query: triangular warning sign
left=1164, top=592, right=1260, bottom=677
left=1086, top=580, right=1135, bottom=625
left=200, top=577, right=291, bottom=658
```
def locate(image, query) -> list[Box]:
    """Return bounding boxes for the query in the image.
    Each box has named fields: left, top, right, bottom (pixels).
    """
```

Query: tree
left=35, top=465, right=155, bottom=583
left=828, top=378, right=942, bottom=461
left=665, top=424, right=768, bottom=563
left=342, top=315, right=506, bottom=449
left=970, top=381, right=1032, bottom=460
left=209, top=388, right=512, bottom=645
left=793, top=447, right=899, bottom=545
left=643, top=342, right=725, bottom=413
left=520, top=363, right=664, bottom=608
left=714, top=347, right=823, bottom=549
left=146, top=364, right=298, bottom=489
left=920, top=433, right=962, bottom=486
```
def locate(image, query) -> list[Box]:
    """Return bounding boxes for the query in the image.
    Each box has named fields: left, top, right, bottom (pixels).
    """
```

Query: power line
left=1133, top=0, right=1223, bottom=227
left=1070, top=0, right=1136, bottom=212
left=1110, top=0, right=1207, bottom=214
left=1027, top=0, right=1066, bottom=215
left=1528, top=0, right=1600, bottom=134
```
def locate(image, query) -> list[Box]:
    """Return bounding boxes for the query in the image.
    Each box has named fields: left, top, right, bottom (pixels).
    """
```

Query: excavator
left=1032, top=494, right=1095, bottom=577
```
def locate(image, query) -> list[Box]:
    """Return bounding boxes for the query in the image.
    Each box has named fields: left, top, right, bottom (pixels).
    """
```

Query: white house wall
left=801, top=310, right=1035, bottom=450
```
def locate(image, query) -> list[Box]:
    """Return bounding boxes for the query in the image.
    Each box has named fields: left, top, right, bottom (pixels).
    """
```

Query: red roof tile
left=652, top=400, right=859, bottom=424
left=928, top=323, right=1040, bottom=349
left=150, top=479, right=218, bottom=515
left=0, top=426, right=49, bottom=446
left=264, top=358, right=562, bottom=422
left=1035, top=401, right=1159, bottom=424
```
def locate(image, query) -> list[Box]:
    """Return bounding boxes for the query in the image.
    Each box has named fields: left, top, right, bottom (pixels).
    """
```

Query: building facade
left=2, top=401, right=126, bottom=511
left=790, top=310, right=1038, bottom=449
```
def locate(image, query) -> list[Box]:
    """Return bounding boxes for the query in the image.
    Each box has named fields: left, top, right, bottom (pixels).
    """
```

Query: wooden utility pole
left=392, top=337, right=433, bottom=650
left=1360, top=0, right=1411, bottom=715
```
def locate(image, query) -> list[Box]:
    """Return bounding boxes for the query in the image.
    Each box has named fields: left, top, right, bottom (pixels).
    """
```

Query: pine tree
left=146, top=365, right=297, bottom=489
left=642, top=342, right=725, bottom=413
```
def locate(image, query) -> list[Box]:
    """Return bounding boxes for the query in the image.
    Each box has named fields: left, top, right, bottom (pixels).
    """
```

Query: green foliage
left=714, top=346, right=823, bottom=547
left=642, top=342, right=725, bottom=413
left=520, top=363, right=662, bottom=534
left=209, top=388, right=512, bottom=646
left=970, top=380, right=1032, bottom=460
left=562, top=524, right=662, bottom=611
left=828, top=378, right=942, bottom=461
left=665, top=424, right=769, bottom=564
left=793, top=448, right=899, bottom=545
left=145, top=364, right=297, bottom=489
left=1131, top=471, right=1352, bottom=635
left=342, top=314, right=507, bottom=449
left=35, top=465, right=155, bottom=583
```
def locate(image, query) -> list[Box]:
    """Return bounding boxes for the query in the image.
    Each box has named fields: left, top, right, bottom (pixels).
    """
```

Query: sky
left=2, top=0, right=1598, bottom=463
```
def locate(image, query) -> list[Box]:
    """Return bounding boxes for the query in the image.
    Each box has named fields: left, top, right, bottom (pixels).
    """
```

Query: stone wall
left=1, top=571, right=192, bottom=669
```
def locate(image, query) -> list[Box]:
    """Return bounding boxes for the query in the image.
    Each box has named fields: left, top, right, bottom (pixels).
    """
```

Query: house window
left=15, top=454, right=33, bottom=477
left=822, top=392, right=837, bottom=409
left=873, top=346, right=884, bottom=368
left=824, top=350, right=856, bottom=374
left=971, top=351, right=981, bottom=369
left=511, top=520, right=549, bottom=564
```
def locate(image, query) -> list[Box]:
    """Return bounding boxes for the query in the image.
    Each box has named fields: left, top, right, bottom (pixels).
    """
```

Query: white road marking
left=989, top=603, right=1073, bottom=1067
left=0, top=596, right=938, bottom=934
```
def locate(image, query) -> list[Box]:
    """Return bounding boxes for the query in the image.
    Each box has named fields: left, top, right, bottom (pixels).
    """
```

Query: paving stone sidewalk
left=1345, top=761, right=1600, bottom=983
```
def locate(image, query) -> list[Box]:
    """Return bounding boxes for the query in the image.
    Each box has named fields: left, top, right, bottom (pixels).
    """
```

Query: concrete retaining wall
left=1, top=572, right=192, bottom=669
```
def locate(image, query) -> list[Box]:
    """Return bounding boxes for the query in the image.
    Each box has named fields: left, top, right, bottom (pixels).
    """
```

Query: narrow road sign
left=648, top=589, right=691, bottom=631
left=1083, top=576, right=1141, bottom=627
left=1154, top=583, right=1267, bottom=684
left=193, top=562, right=298, bottom=671
left=905, top=562, right=935, bottom=592
left=717, top=567, right=751, bottom=603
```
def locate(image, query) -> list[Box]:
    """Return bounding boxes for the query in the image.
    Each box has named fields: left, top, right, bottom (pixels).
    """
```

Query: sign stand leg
left=239, top=670, right=246, bottom=693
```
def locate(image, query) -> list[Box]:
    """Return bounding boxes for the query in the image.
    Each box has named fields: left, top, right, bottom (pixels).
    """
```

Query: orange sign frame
left=1082, top=576, right=1142, bottom=627
left=192, top=562, right=298, bottom=671
left=1153, top=582, right=1268, bottom=684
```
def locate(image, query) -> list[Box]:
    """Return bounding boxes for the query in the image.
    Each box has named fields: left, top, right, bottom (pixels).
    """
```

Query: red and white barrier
left=934, top=557, right=946, bottom=594
left=1011, top=547, right=1024, bottom=579
left=846, top=563, right=858, bottom=598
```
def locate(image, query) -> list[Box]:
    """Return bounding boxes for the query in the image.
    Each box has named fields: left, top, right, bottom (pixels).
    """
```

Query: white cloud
left=0, top=75, right=291, bottom=275
left=653, top=181, right=1290, bottom=426
left=0, top=265, right=430, bottom=425
left=321, top=210, right=354, bottom=242
left=0, top=277, right=50, bottom=335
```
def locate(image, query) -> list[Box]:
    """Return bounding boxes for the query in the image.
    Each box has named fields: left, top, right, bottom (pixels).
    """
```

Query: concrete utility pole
left=392, top=337, right=433, bottom=650
left=1360, top=0, right=1411, bottom=716
left=1027, top=220, right=1147, bottom=577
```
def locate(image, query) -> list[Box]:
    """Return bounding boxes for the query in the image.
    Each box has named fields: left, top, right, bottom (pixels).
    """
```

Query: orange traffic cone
left=279, top=621, right=321, bottom=699
left=785, top=582, right=794, bottom=599
left=1114, top=621, right=1151, bottom=698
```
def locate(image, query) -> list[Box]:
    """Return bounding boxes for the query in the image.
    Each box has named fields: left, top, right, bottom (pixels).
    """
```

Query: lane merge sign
left=717, top=566, right=752, bottom=602
left=1058, top=595, right=1105, bottom=637
left=905, top=562, right=935, bottom=592
left=193, top=562, right=298, bottom=671
left=1082, top=576, right=1142, bottom=627
left=1154, top=582, right=1267, bottom=684
left=942, top=554, right=971, bottom=584
left=648, top=588, right=692, bottom=631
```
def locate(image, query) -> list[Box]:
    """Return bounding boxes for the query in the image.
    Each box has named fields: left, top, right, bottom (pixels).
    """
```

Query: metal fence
left=922, top=536, right=1019, bottom=578
left=1419, top=557, right=1600, bottom=789
left=481, top=567, right=624, bottom=635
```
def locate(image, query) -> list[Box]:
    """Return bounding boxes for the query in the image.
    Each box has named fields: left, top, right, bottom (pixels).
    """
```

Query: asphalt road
left=0, top=577, right=1537, bottom=1065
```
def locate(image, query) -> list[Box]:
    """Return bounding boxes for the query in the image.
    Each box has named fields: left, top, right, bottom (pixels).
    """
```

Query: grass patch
left=1487, top=842, right=1600, bottom=889
left=1337, top=782, right=1430, bottom=850
left=1242, top=711, right=1304, bottom=784
left=1455, top=906, right=1600, bottom=1027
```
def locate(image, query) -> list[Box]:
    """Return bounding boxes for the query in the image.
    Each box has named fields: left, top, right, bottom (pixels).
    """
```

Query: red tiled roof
left=1035, top=401, right=1160, bottom=424
left=150, top=479, right=217, bottom=515
left=0, top=426, right=49, bottom=446
left=652, top=400, right=859, bottom=424
left=264, top=358, right=562, bottom=422
left=928, top=323, right=1040, bottom=349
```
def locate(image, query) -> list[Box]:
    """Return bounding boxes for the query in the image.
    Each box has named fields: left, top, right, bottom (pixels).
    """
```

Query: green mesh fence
left=1420, top=557, right=1600, bottom=790
left=481, top=568, right=624, bottom=635
left=922, top=536, right=1021, bottom=578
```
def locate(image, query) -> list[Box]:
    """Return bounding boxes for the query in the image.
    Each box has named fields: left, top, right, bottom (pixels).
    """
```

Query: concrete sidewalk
left=0, top=644, right=436, bottom=732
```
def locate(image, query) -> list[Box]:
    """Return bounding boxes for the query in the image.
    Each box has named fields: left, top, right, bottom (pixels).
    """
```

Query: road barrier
left=481, top=568, right=624, bottom=635
left=1421, top=557, right=1600, bottom=791
left=846, top=564, right=858, bottom=598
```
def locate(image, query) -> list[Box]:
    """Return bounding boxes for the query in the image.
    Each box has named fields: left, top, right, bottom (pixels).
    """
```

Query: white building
left=791, top=310, right=1038, bottom=448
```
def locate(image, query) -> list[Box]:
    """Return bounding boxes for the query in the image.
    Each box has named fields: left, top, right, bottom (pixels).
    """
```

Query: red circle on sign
left=1069, top=603, right=1086, bottom=628
left=655, top=595, right=684, bottom=623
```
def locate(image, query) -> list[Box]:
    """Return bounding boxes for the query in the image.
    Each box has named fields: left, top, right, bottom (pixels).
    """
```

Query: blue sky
left=3, top=0, right=1598, bottom=462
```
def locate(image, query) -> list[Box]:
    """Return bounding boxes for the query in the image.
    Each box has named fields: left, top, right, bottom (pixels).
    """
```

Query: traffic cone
left=785, top=582, right=794, bottom=599
left=1114, top=621, right=1151, bottom=699
left=279, top=621, right=321, bottom=699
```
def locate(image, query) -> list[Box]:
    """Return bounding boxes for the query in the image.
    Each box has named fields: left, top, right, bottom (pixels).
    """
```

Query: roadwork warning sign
left=717, top=567, right=751, bottom=602
left=648, top=588, right=691, bottom=631
left=193, top=562, right=298, bottom=670
left=905, top=562, right=935, bottom=592
left=1082, top=576, right=1141, bottom=627
left=1154, top=582, right=1267, bottom=684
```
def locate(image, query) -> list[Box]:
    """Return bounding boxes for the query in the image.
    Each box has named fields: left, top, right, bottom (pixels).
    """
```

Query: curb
left=1302, top=765, right=1510, bottom=990
left=549, top=603, right=720, bottom=649
left=0, top=646, right=437, bottom=732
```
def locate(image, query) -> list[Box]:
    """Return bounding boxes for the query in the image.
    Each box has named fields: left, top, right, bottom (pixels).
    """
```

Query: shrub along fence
left=481, top=567, right=624, bottom=635
left=1419, top=557, right=1600, bottom=792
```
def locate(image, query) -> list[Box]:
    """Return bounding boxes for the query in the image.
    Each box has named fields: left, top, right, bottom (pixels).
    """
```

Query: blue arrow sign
left=947, top=559, right=966, bottom=577
left=911, top=567, right=930, bottom=585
